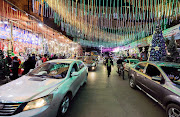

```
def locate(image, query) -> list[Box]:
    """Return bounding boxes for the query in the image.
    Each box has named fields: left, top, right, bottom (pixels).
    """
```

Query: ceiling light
left=38, top=23, right=43, bottom=27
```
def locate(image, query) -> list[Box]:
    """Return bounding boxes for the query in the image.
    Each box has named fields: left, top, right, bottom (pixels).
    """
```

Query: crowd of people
left=0, top=52, right=70, bottom=85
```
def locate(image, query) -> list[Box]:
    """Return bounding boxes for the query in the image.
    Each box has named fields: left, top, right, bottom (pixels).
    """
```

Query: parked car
left=123, top=59, right=139, bottom=71
left=0, top=59, right=88, bottom=117
left=129, top=61, right=180, bottom=117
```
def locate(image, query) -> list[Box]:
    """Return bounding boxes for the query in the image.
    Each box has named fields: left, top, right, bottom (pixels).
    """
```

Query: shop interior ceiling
left=3, top=0, right=180, bottom=48
left=0, top=0, right=74, bottom=45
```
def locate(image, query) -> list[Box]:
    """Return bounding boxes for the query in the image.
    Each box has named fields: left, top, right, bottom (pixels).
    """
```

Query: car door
left=77, top=61, right=86, bottom=84
left=69, top=63, right=81, bottom=95
left=134, top=63, right=148, bottom=91
left=143, top=64, right=165, bottom=102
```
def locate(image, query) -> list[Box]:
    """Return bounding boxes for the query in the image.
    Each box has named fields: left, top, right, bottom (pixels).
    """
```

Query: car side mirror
left=71, top=72, right=79, bottom=77
left=152, top=76, right=163, bottom=82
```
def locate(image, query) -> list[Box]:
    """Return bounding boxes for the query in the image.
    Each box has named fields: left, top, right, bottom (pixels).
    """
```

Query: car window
left=135, top=63, right=147, bottom=73
left=29, top=62, right=70, bottom=79
left=130, top=60, right=139, bottom=64
left=161, top=66, right=180, bottom=85
left=145, top=64, right=161, bottom=77
left=77, top=61, right=85, bottom=70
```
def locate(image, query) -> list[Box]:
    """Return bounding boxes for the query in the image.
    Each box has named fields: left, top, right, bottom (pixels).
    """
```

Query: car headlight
left=23, top=95, right=53, bottom=111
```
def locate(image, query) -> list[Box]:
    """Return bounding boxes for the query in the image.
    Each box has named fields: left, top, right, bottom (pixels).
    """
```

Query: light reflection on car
left=0, top=59, right=88, bottom=117
left=129, top=61, right=180, bottom=117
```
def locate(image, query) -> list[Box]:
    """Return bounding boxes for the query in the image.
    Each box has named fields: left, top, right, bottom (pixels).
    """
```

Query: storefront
left=0, top=0, right=83, bottom=57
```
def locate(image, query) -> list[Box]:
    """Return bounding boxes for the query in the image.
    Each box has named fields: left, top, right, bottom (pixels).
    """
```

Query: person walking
left=22, top=56, right=34, bottom=75
left=12, top=56, right=20, bottom=80
left=35, top=56, right=42, bottom=68
left=42, top=54, right=48, bottom=63
left=106, top=55, right=113, bottom=77
left=0, top=50, right=10, bottom=84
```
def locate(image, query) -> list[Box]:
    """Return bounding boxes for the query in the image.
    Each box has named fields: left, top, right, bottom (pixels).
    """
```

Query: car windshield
left=84, top=56, right=94, bottom=63
left=161, top=66, right=180, bottom=85
left=76, top=57, right=83, bottom=61
left=130, top=60, right=139, bottom=64
left=29, top=62, right=70, bottom=79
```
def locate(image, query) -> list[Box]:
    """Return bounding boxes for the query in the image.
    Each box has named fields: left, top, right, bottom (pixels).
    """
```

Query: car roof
left=46, top=59, right=79, bottom=64
left=139, top=61, right=180, bottom=67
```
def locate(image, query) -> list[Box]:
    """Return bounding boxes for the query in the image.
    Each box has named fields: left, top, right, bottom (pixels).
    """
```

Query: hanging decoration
left=31, top=0, right=180, bottom=47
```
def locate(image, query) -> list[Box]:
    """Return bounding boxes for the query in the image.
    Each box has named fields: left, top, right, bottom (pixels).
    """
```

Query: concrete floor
left=65, top=62, right=166, bottom=117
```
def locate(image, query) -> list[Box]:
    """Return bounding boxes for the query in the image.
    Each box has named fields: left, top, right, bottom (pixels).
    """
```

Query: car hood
left=0, top=75, right=64, bottom=103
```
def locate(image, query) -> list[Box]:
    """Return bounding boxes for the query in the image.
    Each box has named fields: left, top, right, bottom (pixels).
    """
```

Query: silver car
left=0, top=59, right=88, bottom=117
left=129, top=61, right=180, bottom=117
left=123, top=59, right=139, bottom=71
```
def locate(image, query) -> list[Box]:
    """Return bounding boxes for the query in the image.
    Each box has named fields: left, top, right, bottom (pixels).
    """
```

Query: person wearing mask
left=22, top=56, right=34, bottom=75
left=106, top=55, right=113, bottom=77
left=35, top=56, right=42, bottom=68
left=12, top=56, right=20, bottom=80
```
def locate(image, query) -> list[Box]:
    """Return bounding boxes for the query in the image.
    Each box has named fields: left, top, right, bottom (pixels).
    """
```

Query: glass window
left=135, top=63, right=147, bottom=73
left=76, top=56, right=84, bottom=61
left=161, top=66, right=180, bottom=85
left=130, top=60, right=139, bottom=64
left=78, top=61, right=85, bottom=70
left=145, top=64, right=161, bottom=77
left=29, top=62, right=70, bottom=79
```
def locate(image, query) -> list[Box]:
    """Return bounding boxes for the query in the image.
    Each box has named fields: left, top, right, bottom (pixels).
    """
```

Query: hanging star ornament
left=154, top=46, right=160, bottom=51
left=142, top=47, right=145, bottom=52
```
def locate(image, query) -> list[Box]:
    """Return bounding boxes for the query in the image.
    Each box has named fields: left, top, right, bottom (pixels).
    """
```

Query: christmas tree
left=148, top=25, right=166, bottom=61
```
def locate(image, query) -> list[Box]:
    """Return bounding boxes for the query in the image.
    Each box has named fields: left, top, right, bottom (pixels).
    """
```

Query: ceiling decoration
left=33, top=0, right=180, bottom=47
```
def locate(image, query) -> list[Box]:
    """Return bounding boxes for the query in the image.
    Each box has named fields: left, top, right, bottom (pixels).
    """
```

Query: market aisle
left=64, top=62, right=166, bottom=117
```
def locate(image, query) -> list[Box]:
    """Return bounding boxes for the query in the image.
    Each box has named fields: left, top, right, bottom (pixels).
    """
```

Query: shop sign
left=163, top=24, right=180, bottom=40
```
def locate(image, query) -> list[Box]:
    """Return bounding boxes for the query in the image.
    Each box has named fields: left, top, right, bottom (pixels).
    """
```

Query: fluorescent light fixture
left=38, top=23, right=43, bottom=27
left=11, top=7, right=17, bottom=11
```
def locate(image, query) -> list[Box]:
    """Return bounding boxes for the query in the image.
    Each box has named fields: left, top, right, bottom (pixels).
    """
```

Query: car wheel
left=166, top=103, right=180, bottom=117
left=129, top=77, right=136, bottom=89
left=57, top=95, right=70, bottom=117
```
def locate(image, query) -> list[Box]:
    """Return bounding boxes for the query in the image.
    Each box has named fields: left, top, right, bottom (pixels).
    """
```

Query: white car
left=0, top=59, right=88, bottom=117
left=123, top=59, right=140, bottom=71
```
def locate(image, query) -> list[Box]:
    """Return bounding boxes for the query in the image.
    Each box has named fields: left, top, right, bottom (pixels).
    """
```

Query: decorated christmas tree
left=148, top=25, right=166, bottom=61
